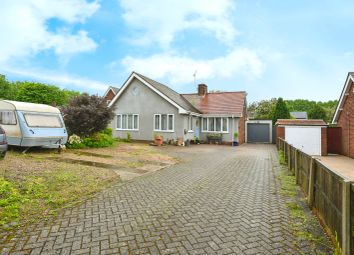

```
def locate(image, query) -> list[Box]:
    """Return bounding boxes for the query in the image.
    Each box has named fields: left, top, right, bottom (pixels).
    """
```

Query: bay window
left=202, top=117, right=229, bottom=133
left=117, top=114, right=139, bottom=130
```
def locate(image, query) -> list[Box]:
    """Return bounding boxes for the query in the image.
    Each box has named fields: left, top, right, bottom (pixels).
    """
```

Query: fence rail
left=277, top=138, right=353, bottom=255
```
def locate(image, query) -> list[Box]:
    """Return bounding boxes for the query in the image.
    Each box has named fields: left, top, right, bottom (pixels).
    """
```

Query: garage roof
left=275, top=119, right=327, bottom=126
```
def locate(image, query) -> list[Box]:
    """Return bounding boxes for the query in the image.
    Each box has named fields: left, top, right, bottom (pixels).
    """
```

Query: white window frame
left=154, top=114, right=174, bottom=132
left=201, top=117, right=229, bottom=133
left=116, top=114, right=139, bottom=131
left=188, top=116, right=194, bottom=132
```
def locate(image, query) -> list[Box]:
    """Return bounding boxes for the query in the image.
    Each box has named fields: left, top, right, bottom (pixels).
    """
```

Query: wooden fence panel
left=313, top=162, right=344, bottom=243
left=277, top=138, right=353, bottom=254
left=297, top=151, right=311, bottom=195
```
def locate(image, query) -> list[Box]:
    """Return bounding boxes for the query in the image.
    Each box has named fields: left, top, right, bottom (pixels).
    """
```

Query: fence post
left=294, top=149, right=298, bottom=184
left=342, top=180, right=351, bottom=255
left=287, top=144, right=291, bottom=170
left=308, top=157, right=315, bottom=207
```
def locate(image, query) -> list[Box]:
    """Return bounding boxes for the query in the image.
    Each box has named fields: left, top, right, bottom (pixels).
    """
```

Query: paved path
left=1, top=144, right=327, bottom=254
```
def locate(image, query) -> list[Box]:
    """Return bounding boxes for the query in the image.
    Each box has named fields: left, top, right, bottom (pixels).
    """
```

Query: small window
left=122, top=115, right=127, bottom=129
left=215, top=118, right=221, bottom=131
left=127, top=115, right=133, bottom=129
left=0, top=111, right=17, bottom=125
left=24, top=114, right=62, bottom=128
left=117, top=115, right=122, bottom=129
left=202, top=118, right=207, bottom=131
left=188, top=116, right=194, bottom=130
left=116, top=114, right=139, bottom=131
left=133, top=115, right=138, bottom=130
left=154, top=114, right=174, bottom=132
left=208, top=118, right=215, bottom=131
left=161, top=114, right=167, bottom=130
left=222, top=118, right=228, bottom=132
left=155, top=115, right=160, bottom=130
left=168, top=115, right=173, bottom=130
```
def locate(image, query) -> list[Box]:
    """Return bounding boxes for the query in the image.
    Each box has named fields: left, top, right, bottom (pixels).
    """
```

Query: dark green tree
left=61, top=94, right=114, bottom=136
left=272, top=97, right=290, bottom=124
left=308, top=104, right=327, bottom=121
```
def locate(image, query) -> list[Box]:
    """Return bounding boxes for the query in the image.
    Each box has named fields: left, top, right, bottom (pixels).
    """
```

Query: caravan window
left=24, top=114, right=63, bottom=128
left=0, top=111, right=17, bottom=125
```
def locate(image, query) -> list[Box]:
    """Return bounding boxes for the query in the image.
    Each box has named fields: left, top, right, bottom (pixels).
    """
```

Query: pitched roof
left=134, top=72, right=200, bottom=113
left=103, top=86, right=120, bottom=98
left=290, top=111, right=308, bottom=119
left=182, top=92, right=246, bottom=116
left=275, top=119, right=327, bottom=126
left=108, top=72, right=246, bottom=116
left=110, top=86, right=120, bottom=94
left=332, top=72, right=354, bottom=123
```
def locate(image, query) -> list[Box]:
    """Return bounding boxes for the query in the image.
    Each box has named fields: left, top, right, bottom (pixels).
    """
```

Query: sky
left=0, top=0, right=353, bottom=103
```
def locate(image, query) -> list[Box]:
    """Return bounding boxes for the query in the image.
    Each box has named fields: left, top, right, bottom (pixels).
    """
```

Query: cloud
left=121, top=48, right=264, bottom=85
left=3, top=66, right=108, bottom=91
left=119, top=0, right=237, bottom=48
left=0, top=0, right=99, bottom=64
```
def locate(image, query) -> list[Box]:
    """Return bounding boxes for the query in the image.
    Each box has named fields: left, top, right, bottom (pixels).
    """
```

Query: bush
left=66, top=128, right=115, bottom=149
left=61, top=94, right=114, bottom=137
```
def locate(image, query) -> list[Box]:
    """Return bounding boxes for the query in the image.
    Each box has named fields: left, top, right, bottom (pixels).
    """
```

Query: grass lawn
left=0, top=142, right=176, bottom=234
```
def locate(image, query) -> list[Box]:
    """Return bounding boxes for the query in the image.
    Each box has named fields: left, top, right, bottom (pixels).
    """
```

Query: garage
left=246, top=120, right=272, bottom=143
left=275, top=119, right=327, bottom=156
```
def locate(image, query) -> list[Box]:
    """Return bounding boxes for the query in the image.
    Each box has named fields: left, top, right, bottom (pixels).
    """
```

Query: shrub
left=82, top=132, right=114, bottom=148
left=66, top=128, right=115, bottom=149
left=61, top=94, right=114, bottom=137
left=207, top=133, right=223, bottom=139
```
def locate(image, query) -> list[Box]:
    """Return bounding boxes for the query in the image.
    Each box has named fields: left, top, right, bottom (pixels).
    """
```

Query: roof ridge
left=133, top=72, right=201, bottom=113
left=181, top=91, right=246, bottom=95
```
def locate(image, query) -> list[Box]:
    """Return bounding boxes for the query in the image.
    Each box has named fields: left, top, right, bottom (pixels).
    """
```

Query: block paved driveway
left=1, top=144, right=323, bottom=254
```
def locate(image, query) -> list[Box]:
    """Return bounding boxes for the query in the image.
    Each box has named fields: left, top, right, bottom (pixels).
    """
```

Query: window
left=202, top=117, right=229, bottom=133
left=116, top=114, right=139, bottom=130
left=188, top=116, right=194, bottom=131
left=0, top=111, right=16, bottom=125
left=154, top=114, right=174, bottom=131
left=24, top=114, right=62, bottom=128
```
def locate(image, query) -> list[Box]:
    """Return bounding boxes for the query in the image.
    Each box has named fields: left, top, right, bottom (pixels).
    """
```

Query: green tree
left=61, top=94, right=114, bottom=136
left=308, top=104, right=327, bottom=121
left=15, top=81, right=79, bottom=106
left=0, top=75, right=17, bottom=100
left=248, top=98, right=277, bottom=119
left=272, top=97, right=290, bottom=124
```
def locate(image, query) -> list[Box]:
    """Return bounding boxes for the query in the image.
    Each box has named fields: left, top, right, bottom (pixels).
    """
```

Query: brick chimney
left=198, top=84, right=208, bottom=96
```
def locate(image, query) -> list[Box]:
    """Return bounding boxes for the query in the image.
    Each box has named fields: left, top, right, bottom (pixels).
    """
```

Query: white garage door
left=285, top=126, right=321, bottom=156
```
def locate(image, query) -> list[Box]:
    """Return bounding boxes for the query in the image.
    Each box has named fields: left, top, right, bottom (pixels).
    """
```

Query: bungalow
left=332, top=72, right=354, bottom=158
left=107, top=72, right=247, bottom=144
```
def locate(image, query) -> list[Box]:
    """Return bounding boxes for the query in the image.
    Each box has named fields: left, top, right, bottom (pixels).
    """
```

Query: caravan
left=0, top=100, right=68, bottom=148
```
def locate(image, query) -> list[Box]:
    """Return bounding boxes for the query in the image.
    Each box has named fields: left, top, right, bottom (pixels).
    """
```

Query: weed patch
left=278, top=150, right=286, bottom=165
left=0, top=162, right=118, bottom=231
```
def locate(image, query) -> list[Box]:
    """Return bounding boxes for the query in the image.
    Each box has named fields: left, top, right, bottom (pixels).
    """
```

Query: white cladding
left=285, top=126, right=322, bottom=156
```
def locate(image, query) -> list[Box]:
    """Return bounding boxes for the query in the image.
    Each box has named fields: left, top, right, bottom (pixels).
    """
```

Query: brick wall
left=321, top=127, right=327, bottom=156
left=105, top=90, right=116, bottom=101
left=337, top=81, right=354, bottom=158
left=276, top=126, right=285, bottom=140
left=238, top=103, right=247, bottom=144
